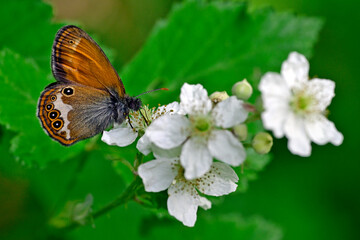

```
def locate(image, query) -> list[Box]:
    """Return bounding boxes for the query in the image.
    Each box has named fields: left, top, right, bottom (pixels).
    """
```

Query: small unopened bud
left=210, top=91, right=229, bottom=104
left=252, top=132, right=273, bottom=154
left=232, top=79, right=253, bottom=100
left=233, top=124, right=248, bottom=141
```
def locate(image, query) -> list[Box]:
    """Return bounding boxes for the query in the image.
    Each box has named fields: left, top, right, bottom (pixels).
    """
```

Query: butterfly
left=37, top=25, right=141, bottom=146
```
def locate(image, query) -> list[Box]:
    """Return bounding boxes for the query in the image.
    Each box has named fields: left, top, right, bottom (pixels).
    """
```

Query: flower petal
left=284, top=112, right=312, bottom=157
left=153, top=144, right=182, bottom=159
left=180, top=136, right=212, bottom=180
left=259, top=72, right=291, bottom=99
left=180, top=83, right=212, bottom=115
left=146, top=114, right=191, bottom=149
left=101, top=124, right=137, bottom=147
left=168, top=180, right=211, bottom=227
left=208, top=130, right=246, bottom=166
left=153, top=101, right=181, bottom=120
left=281, top=52, right=309, bottom=88
left=212, top=96, right=248, bottom=128
left=197, top=195, right=212, bottom=210
left=259, top=73, right=291, bottom=138
left=197, top=162, right=238, bottom=196
left=138, top=158, right=178, bottom=192
left=261, top=106, right=289, bottom=138
left=305, top=114, right=343, bottom=146
left=307, top=78, right=335, bottom=111
left=136, top=135, right=151, bottom=155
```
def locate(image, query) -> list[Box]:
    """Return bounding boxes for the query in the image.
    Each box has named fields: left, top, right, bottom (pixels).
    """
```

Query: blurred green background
left=0, top=0, right=359, bottom=239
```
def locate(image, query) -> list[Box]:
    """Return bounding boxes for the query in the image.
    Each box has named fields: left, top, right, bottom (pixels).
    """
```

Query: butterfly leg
left=127, top=114, right=135, bottom=130
left=139, top=108, right=149, bottom=126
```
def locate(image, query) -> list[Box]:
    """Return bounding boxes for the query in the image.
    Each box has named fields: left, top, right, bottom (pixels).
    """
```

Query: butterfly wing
left=37, top=82, right=115, bottom=146
left=52, top=25, right=126, bottom=96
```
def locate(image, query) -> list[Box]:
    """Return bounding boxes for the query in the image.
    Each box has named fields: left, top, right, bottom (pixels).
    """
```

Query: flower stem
left=92, top=177, right=142, bottom=219
left=244, top=112, right=261, bottom=123
left=58, top=176, right=143, bottom=233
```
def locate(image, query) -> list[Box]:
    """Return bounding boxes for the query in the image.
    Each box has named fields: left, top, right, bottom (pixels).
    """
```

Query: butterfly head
left=111, top=95, right=142, bottom=123
left=126, top=96, right=142, bottom=112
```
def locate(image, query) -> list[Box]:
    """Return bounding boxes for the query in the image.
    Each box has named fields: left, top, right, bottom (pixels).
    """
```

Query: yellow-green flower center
left=290, top=90, right=315, bottom=115
left=194, top=117, right=211, bottom=132
left=189, top=115, right=213, bottom=138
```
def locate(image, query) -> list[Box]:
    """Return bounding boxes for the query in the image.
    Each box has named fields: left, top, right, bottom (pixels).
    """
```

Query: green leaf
left=0, top=0, right=63, bottom=69
left=0, top=49, right=85, bottom=167
left=122, top=0, right=323, bottom=104
left=142, top=214, right=282, bottom=240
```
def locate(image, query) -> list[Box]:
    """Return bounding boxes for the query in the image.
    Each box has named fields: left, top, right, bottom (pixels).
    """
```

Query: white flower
left=138, top=158, right=238, bottom=227
left=101, top=102, right=180, bottom=156
left=259, top=52, right=343, bottom=157
left=146, top=83, right=248, bottom=180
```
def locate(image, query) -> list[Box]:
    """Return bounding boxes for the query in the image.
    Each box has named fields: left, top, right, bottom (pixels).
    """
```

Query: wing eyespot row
left=38, top=87, right=77, bottom=146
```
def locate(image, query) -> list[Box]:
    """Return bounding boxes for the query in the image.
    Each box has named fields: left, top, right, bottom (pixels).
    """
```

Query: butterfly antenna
left=135, top=88, right=168, bottom=98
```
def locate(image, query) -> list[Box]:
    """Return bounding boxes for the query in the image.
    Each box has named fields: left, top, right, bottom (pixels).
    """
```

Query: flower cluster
left=101, top=51, right=343, bottom=227
left=103, top=83, right=249, bottom=226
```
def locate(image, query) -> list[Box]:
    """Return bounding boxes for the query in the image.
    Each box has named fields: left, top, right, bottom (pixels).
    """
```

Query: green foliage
left=122, top=0, right=323, bottom=105
left=0, top=0, right=62, bottom=69
left=0, top=0, right=88, bottom=167
left=142, top=214, right=282, bottom=240
left=0, top=0, right=327, bottom=238
left=0, top=49, right=85, bottom=167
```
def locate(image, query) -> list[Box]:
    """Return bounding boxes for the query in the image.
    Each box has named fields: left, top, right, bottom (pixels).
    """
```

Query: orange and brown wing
left=37, top=82, right=114, bottom=146
left=51, top=25, right=126, bottom=96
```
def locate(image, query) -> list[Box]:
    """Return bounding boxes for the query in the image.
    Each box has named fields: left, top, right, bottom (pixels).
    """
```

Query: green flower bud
left=232, top=79, right=253, bottom=100
left=209, top=91, right=229, bottom=104
left=252, top=132, right=273, bottom=154
left=233, top=124, right=248, bottom=141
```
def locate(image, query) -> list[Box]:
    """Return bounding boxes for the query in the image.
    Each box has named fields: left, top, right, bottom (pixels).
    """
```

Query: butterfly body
left=37, top=25, right=141, bottom=146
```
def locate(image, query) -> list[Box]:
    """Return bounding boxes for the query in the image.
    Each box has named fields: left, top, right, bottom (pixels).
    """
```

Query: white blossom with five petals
left=145, top=83, right=248, bottom=180
left=259, top=52, right=343, bottom=156
left=138, top=158, right=238, bottom=227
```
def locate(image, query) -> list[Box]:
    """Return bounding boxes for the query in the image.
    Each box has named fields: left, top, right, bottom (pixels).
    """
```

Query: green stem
left=92, top=177, right=142, bottom=219
left=59, top=176, right=143, bottom=233
left=244, top=112, right=261, bottom=123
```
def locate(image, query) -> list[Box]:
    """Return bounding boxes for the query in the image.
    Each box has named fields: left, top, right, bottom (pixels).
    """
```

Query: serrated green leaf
left=0, top=49, right=85, bottom=167
left=122, top=0, right=322, bottom=105
left=0, top=0, right=62, bottom=69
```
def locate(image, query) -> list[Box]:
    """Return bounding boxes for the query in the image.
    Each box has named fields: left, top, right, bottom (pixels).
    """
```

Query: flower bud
left=73, top=194, right=93, bottom=225
left=232, top=79, right=253, bottom=100
left=209, top=91, right=229, bottom=104
left=252, top=132, right=273, bottom=154
left=233, top=124, right=248, bottom=141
